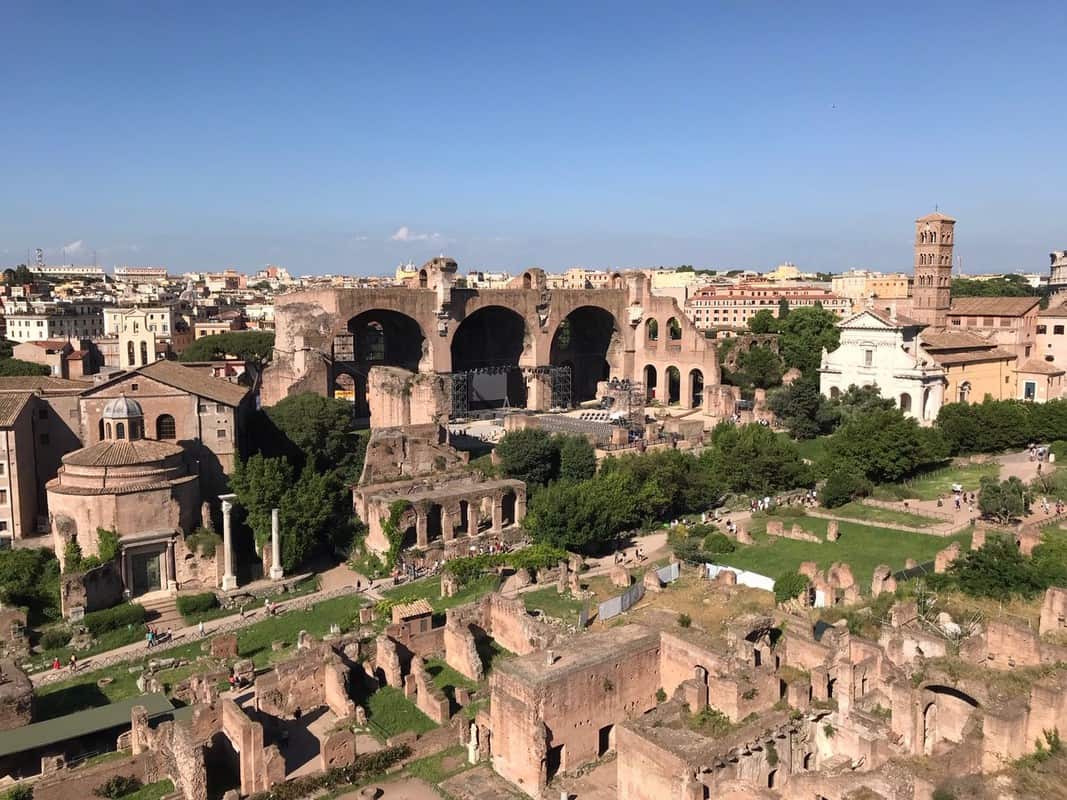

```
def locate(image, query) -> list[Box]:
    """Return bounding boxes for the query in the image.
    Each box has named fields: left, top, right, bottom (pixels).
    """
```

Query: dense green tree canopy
left=735, top=346, right=785, bottom=389
left=819, top=408, right=947, bottom=484
left=775, top=306, right=840, bottom=375
left=558, top=434, right=596, bottom=483
left=496, top=429, right=561, bottom=487
left=944, top=535, right=1046, bottom=599
left=263, top=393, right=367, bottom=483
left=179, top=331, right=275, bottom=369
left=0, top=358, right=51, bottom=376
left=951, top=275, right=1040, bottom=298
left=748, top=309, right=778, bottom=334
left=0, top=549, right=60, bottom=623
left=701, top=423, right=813, bottom=495
left=768, top=379, right=838, bottom=439
left=977, top=476, right=1030, bottom=524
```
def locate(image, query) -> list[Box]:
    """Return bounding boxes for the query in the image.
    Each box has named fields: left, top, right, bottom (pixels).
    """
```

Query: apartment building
left=684, top=283, right=851, bottom=330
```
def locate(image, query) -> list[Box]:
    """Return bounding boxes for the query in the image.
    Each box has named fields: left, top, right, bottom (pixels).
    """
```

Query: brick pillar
left=442, top=507, right=455, bottom=541
left=516, top=490, right=527, bottom=524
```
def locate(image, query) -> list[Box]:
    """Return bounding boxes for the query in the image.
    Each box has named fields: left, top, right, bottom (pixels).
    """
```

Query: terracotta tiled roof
left=948, top=297, right=1039, bottom=316
left=1015, top=359, right=1066, bottom=376
left=925, top=347, right=1017, bottom=367
left=919, top=330, right=992, bottom=350
left=137, top=360, right=249, bottom=407
left=0, top=392, right=32, bottom=427
left=916, top=211, right=956, bottom=222
left=0, top=376, right=88, bottom=393
left=392, top=598, right=433, bottom=620
left=62, top=438, right=184, bottom=467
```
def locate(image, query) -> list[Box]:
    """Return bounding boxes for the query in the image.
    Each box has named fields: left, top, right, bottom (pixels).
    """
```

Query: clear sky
left=2, top=1, right=1065, bottom=276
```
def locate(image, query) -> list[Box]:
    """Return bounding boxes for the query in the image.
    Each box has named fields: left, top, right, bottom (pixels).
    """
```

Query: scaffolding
left=549, top=365, right=572, bottom=411
left=446, top=365, right=573, bottom=421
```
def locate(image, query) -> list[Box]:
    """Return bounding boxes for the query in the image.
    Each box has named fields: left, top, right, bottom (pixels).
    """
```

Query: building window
left=116, top=422, right=126, bottom=440
left=131, top=383, right=139, bottom=391
left=156, top=414, right=176, bottom=440
left=864, top=349, right=873, bottom=367
left=1038, top=325, right=1048, bottom=334
left=216, top=429, right=227, bottom=439
left=1024, top=381, right=1037, bottom=401
left=0, top=490, right=7, bottom=505
left=1056, top=326, right=1065, bottom=335
left=0, top=521, right=7, bottom=532
left=0, top=463, right=5, bottom=476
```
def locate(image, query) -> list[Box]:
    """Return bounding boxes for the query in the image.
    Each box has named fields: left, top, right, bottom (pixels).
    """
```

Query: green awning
left=0, top=693, right=173, bottom=758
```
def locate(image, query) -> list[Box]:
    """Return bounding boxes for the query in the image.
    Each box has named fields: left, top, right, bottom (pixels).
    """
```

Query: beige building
left=5, top=302, right=105, bottom=343
left=79, top=360, right=251, bottom=495
left=0, top=393, right=39, bottom=541
left=684, top=283, right=850, bottom=330
left=832, top=270, right=910, bottom=311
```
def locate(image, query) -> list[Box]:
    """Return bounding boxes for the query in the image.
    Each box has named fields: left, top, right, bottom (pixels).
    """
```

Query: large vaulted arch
left=340, top=309, right=427, bottom=417
left=550, top=305, right=618, bottom=403
left=451, top=306, right=528, bottom=410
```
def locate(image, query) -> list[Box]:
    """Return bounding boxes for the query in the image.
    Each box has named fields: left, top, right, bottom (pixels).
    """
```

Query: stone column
left=516, top=491, right=527, bottom=524
left=166, top=540, right=177, bottom=592
left=441, top=507, right=455, bottom=542
left=416, top=507, right=428, bottom=548
left=269, top=507, right=284, bottom=581
left=491, top=495, right=503, bottom=534
left=467, top=500, right=478, bottom=538
left=220, top=494, right=237, bottom=590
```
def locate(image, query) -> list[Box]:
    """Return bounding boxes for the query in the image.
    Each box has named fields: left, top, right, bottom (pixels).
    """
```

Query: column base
left=222, top=574, right=238, bottom=591
left=269, top=567, right=284, bottom=581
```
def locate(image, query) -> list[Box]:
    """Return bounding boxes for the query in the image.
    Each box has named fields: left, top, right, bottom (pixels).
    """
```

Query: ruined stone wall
left=367, top=367, right=451, bottom=429
left=255, top=646, right=356, bottom=720
left=1040, top=586, right=1067, bottom=637
left=173, top=533, right=221, bottom=591
left=658, top=631, right=729, bottom=699
left=408, top=659, right=450, bottom=725
left=0, top=660, right=33, bottom=730
left=60, top=559, right=124, bottom=617
left=488, top=668, right=547, bottom=795
left=443, top=611, right=484, bottom=682
left=480, top=592, right=556, bottom=656
left=615, top=723, right=701, bottom=800
left=31, top=753, right=152, bottom=800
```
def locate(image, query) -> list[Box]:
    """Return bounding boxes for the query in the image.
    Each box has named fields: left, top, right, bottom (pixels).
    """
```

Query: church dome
left=103, top=394, right=144, bottom=420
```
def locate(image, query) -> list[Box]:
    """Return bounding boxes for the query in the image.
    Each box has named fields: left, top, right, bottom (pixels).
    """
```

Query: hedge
left=247, top=745, right=411, bottom=800
left=38, top=626, right=72, bottom=650
left=176, top=592, right=219, bottom=617
left=83, top=603, right=147, bottom=636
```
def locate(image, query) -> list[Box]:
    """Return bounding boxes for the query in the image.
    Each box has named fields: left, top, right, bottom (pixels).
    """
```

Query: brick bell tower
left=911, top=211, right=956, bottom=327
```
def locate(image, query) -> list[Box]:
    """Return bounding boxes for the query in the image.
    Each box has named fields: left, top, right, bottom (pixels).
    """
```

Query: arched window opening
left=116, top=422, right=126, bottom=440
left=690, top=369, right=704, bottom=407
left=646, top=318, right=659, bottom=342
left=666, top=367, right=681, bottom=405
left=644, top=365, right=657, bottom=402
left=667, top=317, right=682, bottom=341
left=899, top=393, right=912, bottom=413
left=156, top=414, right=176, bottom=440
left=127, top=341, right=136, bottom=366
left=140, top=341, right=149, bottom=366
left=418, top=270, right=428, bottom=289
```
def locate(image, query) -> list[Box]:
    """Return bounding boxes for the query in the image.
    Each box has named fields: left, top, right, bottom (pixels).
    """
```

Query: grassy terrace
left=715, top=516, right=972, bottom=588
left=873, top=462, right=999, bottom=501
left=365, top=686, right=436, bottom=739
left=380, top=573, right=501, bottom=622
left=829, top=501, right=942, bottom=529
left=35, top=593, right=366, bottom=721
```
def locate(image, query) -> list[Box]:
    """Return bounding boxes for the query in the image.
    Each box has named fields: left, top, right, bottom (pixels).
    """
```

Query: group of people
left=51, top=654, right=77, bottom=672
left=389, top=538, right=514, bottom=586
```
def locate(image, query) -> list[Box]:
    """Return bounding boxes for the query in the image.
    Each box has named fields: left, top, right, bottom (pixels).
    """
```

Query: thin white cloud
left=390, top=226, right=441, bottom=242
left=63, top=239, right=85, bottom=255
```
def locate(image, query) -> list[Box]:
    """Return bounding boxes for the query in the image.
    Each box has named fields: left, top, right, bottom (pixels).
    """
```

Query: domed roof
left=102, top=394, right=144, bottom=419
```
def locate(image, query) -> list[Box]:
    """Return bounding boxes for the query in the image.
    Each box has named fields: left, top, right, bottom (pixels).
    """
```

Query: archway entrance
left=451, top=307, right=528, bottom=410
left=690, top=369, right=704, bottom=407
left=501, top=492, right=516, bottom=526
left=644, top=365, right=657, bottom=402
left=341, top=309, right=426, bottom=418
left=666, top=367, right=681, bottom=405
left=550, top=306, right=618, bottom=403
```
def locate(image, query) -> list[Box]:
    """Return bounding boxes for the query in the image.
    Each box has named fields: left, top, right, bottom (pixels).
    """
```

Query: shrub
left=64, top=539, right=84, bottom=572
left=38, top=626, right=72, bottom=650
left=677, top=613, right=692, bottom=628
left=5, top=785, right=32, bottom=800
left=176, top=592, right=219, bottom=617
left=773, top=571, right=811, bottom=605
left=246, top=745, right=412, bottom=800
left=702, top=531, right=735, bottom=554
left=655, top=688, right=667, bottom=703
left=83, top=603, right=147, bottom=636
left=185, top=528, right=221, bottom=558
left=97, top=528, right=121, bottom=563
left=819, top=465, right=872, bottom=508
left=93, top=776, right=142, bottom=799
left=932, top=789, right=956, bottom=800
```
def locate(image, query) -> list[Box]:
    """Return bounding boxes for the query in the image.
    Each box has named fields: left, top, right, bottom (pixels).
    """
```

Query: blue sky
left=2, top=1, right=1065, bottom=275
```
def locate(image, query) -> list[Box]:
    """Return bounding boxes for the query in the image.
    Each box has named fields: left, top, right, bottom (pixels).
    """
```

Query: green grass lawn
left=179, top=577, right=321, bottom=626
left=716, top=517, right=971, bottom=588
left=874, top=462, right=1000, bottom=501
left=425, top=656, right=477, bottom=695
left=522, top=586, right=583, bottom=624
left=403, top=745, right=473, bottom=785
left=31, top=625, right=145, bottom=674
left=365, top=686, right=437, bottom=739
left=381, top=573, right=501, bottom=621
left=830, top=501, right=941, bottom=529
left=34, top=593, right=367, bottom=721
left=791, top=435, right=829, bottom=464
left=116, top=780, right=174, bottom=800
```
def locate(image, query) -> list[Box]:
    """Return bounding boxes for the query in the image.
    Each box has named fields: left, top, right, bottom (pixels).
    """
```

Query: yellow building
left=764, top=262, right=802, bottom=281
left=920, top=330, right=1016, bottom=404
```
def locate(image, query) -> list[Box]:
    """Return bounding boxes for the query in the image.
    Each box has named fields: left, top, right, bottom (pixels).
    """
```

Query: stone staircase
left=138, top=593, right=183, bottom=631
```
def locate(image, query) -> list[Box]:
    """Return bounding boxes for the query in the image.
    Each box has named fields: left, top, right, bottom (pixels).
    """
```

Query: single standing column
left=415, top=509, right=428, bottom=548
left=220, top=494, right=237, bottom=590
left=166, top=540, right=177, bottom=591
left=467, top=500, right=479, bottom=537
left=269, top=507, right=284, bottom=580
left=491, top=495, right=503, bottom=534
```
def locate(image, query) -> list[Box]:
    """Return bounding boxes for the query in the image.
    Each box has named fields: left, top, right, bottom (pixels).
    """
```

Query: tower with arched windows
left=911, top=211, right=956, bottom=326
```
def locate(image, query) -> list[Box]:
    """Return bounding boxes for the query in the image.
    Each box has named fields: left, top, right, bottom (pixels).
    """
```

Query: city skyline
left=3, top=2, right=1065, bottom=274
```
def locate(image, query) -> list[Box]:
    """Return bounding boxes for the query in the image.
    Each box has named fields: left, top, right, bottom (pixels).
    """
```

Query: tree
left=701, top=423, right=812, bottom=495
left=748, top=309, right=778, bottom=334
left=263, top=393, right=367, bottom=483
left=831, top=384, right=896, bottom=422
left=558, top=435, right=596, bottom=483
left=0, top=359, right=51, bottom=377
left=777, top=299, right=790, bottom=320
left=951, top=275, right=1038, bottom=298
left=523, top=471, right=638, bottom=551
left=0, top=549, right=61, bottom=623
left=736, top=346, right=784, bottom=389
left=768, top=378, right=838, bottom=439
left=601, top=449, right=722, bottom=522
left=179, top=331, right=275, bottom=370
left=819, top=465, right=873, bottom=508
left=776, top=306, right=840, bottom=375
left=821, top=409, right=947, bottom=484
left=1031, top=530, right=1067, bottom=589
left=977, top=476, right=1030, bottom=524
left=496, top=429, right=560, bottom=487
left=947, top=535, right=1045, bottom=599
left=230, top=454, right=295, bottom=552
left=774, top=571, right=811, bottom=604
